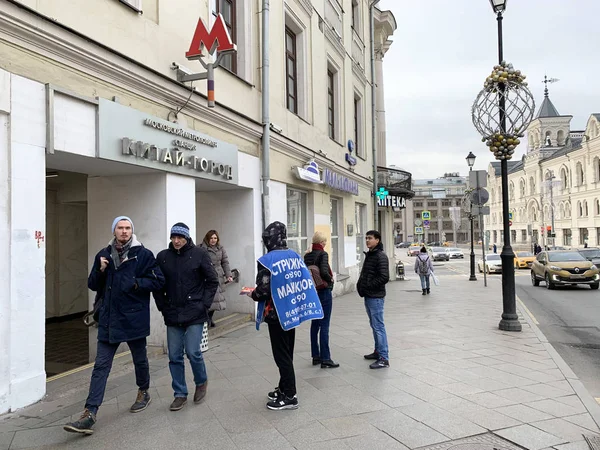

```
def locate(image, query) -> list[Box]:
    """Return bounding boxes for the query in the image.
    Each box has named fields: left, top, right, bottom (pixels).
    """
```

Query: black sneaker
left=266, top=395, right=299, bottom=411
left=320, top=360, right=340, bottom=369
left=363, top=351, right=379, bottom=360
left=267, top=387, right=282, bottom=401
left=64, top=409, right=96, bottom=435
left=312, top=358, right=322, bottom=366
left=130, top=389, right=151, bottom=413
left=369, top=358, right=390, bottom=369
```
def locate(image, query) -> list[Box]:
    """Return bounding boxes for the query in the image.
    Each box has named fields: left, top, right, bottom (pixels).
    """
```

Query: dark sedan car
left=578, top=248, right=600, bottom=266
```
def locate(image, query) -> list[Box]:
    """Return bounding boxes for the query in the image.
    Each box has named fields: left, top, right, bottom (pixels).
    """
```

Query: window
left=529, top=177, right=535, bottom=196
left=327, top=69, right=336, bottom=140
left=414, top=201, right=423, bottom=207
left=119, top=0, right=142, bottom=12
left=519, top=178, right=526, bottom=197
left=578, top=201, right=583, bottom=218
left=584, top=201, right=589, bottom=217
left=595, top=157, right=600, bottom=182
left=330, top=198, right=341, bottom=273
left=217, top=0, right=237, bottom=73
left=561, top=168, right=569, bottom=191
left=596, top=199, right=600, bottom=216
left=351, top=0, right=360, bottom=30
left=285, top=27, right=298, bottom=114
left=286, top=189, right=308, bottom=254
left=355, top=203, right=367, bottom=263
left=415, top=212, right=421, bottom=219
left=353, top=94, right=364, bottom=158
left=521, top=230, right=527, bottom=242
left=580, top=228, right=589, bottom=246
left=442, top=201, right=451, bottom=207
left=576, top=162, right=584, bottom=186
left=563, top=229, right=572, bottom=246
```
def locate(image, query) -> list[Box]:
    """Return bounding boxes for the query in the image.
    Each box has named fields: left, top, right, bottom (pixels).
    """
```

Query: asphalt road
left=402, top=248, right=600, bottom=401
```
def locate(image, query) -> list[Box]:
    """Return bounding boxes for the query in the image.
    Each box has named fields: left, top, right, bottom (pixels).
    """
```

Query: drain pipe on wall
left=370, top=0, right=380, bottom=231
left=261, top=0, right=271, bottom=231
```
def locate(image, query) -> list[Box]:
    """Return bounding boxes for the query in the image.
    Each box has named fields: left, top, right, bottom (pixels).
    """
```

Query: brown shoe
left=194, top=382, right=207, bottom=404
left=169, top=397, right=187, bottom=411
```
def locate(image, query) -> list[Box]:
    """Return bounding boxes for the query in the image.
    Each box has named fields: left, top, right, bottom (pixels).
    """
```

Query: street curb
left=516, top=296, right=600, bottom=429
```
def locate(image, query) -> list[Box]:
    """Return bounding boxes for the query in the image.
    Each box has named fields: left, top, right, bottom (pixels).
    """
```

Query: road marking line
left=517, top=296, right=539, bottom=325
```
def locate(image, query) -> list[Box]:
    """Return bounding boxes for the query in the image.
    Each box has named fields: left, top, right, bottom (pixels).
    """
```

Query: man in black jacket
left=153, top=223, right=219, bottom=411
left=357, top=230, right=390, bottom=369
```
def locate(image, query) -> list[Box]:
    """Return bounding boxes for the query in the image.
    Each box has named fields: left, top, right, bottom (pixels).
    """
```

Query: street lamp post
left=492, top=0, right=521, bottom=332
left=466, top=152, right=477, bottom=281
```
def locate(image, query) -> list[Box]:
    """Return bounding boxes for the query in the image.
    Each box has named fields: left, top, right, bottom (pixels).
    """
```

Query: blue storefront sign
left=323, top=168, right=359, bottom=196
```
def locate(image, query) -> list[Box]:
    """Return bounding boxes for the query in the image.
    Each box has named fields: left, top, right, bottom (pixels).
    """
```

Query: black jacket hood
left=262, top=221, right=288, bottom=252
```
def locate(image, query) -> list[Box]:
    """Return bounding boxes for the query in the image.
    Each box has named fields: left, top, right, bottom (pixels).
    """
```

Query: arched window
left=529, top=205, right=538, bottom=222
left=576, top=162, right=585, bottom=186
left=566, top=202, right=572, bottom=218
left=509, top=182, right=515, bottom=200
left=543, top=205, right=550, bottom=221
left=519, top=178, right=526, bottom=197
left=557, top=130, right=565, bottom=145
left=594, top=157, right=600, bottom=182
left=559, top=203, right=565, bottom=219
left=561, top=167, right=569, bottom=191
left=529, top=177, right=536, bottom=196
left=584, top=201, right=589, bottom=217
left=528, top=134, right=534, bottom=149
left=578, top=201, right=583, bottom=217
left=491, top=188, right=495, bottom=204
left=544, top=130, right=552, bottom=146
left=596, top=199, right=600, bottom=216
left=498, top=188, right=502, bottom=203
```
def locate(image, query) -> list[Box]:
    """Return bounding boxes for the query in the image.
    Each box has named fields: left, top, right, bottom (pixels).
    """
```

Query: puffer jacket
left=153, top=239, right=219, bottom=327
left=251, top=221, right=287, bottom=324
left=304, top=245, right=334, bottom=290
left=200, top=243, right=232, bottom=311
left=356, top=242, right=389, bottom=298
left=88, top=236, right=165, bottom=344
left=415, top=253, right=434, bottom=276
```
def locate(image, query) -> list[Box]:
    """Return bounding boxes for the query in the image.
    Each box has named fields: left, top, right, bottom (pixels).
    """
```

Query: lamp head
left=489, top=0, right=507, bottom=14
left=466, top=151, right=477, bottom=168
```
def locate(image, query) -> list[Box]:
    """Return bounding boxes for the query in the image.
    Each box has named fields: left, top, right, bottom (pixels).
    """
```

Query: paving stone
left=453, top=407, right=522, bottom=430
left=526, top=398, right=586, bottom=418
left=495, top=424, right=568, bottom=449
left=531, top=417, right=600, bottom=443
left=553, top=441, right=596, bottom=450
left=283, top=420, right=337, bottom=447
left=343, top=429, right=410, bottom=450
left=493, top=387, right=547, bottom=403
left=564, top=413, right=600, bottom=433
left=397, top=402, right=486, bottom=439
left=462, top=391, right=519, bottom=409
left=0, top=432, right=14, bottom=450
left=494, top=404, right=554, bottom=423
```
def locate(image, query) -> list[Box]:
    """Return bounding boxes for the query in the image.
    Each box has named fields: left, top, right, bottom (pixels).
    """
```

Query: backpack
left=418, top=256, right=430, bottom=276
left=307, top=252, right=328, bottom=290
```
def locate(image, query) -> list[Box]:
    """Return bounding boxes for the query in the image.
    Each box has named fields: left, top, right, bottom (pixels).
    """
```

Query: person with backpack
left=304, top=231, right=338, bottom=369
left=415, top=246, right=434, bottom=295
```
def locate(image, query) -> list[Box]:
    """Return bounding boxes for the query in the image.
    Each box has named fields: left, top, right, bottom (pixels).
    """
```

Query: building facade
left=395, top=173, right=473, bottom=244
left=485, top=89, right=600, bottom=250
left=0, top=0, right=396, bottom=413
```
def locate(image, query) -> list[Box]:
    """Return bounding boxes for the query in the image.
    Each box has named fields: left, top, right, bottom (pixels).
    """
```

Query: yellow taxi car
left=531, top=250, right=600, bottom=290
left=514, top=251, right=535, bottom=269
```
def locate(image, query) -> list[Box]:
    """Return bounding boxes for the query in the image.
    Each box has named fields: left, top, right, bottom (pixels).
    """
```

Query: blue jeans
left=167, top=324, right=208, bottom=398
left=311, top=289, right=333, bottom=361
left=419, top=275, right=430, bottom=290
left=364, top=297, right=389, bottom=361
left=85, top=338, right=149, bottom=414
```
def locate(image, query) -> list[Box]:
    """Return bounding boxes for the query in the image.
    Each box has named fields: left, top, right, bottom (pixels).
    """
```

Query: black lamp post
left=489, top=0, right=521, bottom=332
left=466, top=152, right=477, bottom=281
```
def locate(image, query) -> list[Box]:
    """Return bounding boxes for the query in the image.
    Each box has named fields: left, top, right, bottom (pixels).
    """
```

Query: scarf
left=312, top=243, right=325, bottom=251
left=111, top=237, right=132, bottom=268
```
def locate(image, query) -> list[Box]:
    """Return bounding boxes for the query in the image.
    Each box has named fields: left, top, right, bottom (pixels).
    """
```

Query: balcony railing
left=377, top=166, right=414, bottom=198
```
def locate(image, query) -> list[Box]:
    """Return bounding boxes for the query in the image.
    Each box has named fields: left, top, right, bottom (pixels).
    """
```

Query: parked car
left=431, top=247, right=450, bottom=262
left=446, top=247, right=464, bottom=259
left=478, top=254, right=502, bottom=273
left=531, top=251, right=600, bottom=290
left=578, top=248, right=600, bottom=266
left=428, top=241, right=442, bottom=247
left=396, top=241, right=412, bottom=248
left=514, top=251, right=535, bottom=269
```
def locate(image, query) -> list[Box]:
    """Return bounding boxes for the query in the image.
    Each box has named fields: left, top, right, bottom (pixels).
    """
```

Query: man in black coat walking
left=357, top=230, right=390, bottom=369
left=64, top=216, right=165, bottom=435
left=153, top=223, right=219, bottom=411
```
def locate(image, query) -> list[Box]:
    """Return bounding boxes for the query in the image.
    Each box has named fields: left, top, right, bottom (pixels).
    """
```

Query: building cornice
left=324, top=25, right=346, bottom=60
left=0, top=4, right=263, bottom=146
left=292, top=0, right=313, bottom=18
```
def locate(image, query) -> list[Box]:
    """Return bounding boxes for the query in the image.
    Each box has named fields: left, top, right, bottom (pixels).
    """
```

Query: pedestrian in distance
left=357, top=230, right=391, bottom=369
left=415, top=246, right=434, bottom=295
left=64, top=216, right=164, bottom=436
left=153, top=223, right=219, bottom=412
left=304, top=231, right=339, bottom=369
left=200, top=230, right=233, bottom=328
left=249, top=221, right=323, bottom=410
left=493, top=243, right=497, bottom=254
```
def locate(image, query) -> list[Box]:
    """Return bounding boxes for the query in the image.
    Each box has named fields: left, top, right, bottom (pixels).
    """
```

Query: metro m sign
left=185, top=14, right=236, bottom=60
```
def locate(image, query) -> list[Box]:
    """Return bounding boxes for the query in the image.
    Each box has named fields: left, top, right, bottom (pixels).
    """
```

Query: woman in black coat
left=304, top=231, right=339, bottom=369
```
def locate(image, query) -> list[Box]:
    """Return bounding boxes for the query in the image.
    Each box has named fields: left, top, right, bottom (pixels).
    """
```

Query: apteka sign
left=186, top=14, right=236, bottom=60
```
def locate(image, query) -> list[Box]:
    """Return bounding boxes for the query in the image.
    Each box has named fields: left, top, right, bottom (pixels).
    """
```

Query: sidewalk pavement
left=2, top=271, right=600, bottom=450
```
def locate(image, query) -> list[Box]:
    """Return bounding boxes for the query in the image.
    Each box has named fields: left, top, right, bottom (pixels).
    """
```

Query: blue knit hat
left=112, top=216, right=134, bottom=234
left=170, top=222, right=190, bottom=239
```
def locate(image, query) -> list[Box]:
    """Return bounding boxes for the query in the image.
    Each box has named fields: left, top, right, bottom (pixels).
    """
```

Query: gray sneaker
left=169, top=397, right=187, bottom=411
left=64, top=409, right=96, bottom=435
left=130, top=389, right=151, bottom=413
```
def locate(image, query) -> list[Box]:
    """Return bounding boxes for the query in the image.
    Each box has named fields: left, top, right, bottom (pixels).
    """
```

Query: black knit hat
left=170, top=222, right=190, bottom=239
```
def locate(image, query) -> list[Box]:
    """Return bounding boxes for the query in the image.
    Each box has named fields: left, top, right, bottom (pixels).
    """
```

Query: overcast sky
left=378, top=0, right=600, bottom=179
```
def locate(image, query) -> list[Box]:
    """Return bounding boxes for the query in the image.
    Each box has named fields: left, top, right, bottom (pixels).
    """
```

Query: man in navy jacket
left=64, top=216, right=164, bottom=435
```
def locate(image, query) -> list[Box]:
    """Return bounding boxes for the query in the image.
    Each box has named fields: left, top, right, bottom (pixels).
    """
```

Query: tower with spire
left=525, top=76, right=573, bottom=154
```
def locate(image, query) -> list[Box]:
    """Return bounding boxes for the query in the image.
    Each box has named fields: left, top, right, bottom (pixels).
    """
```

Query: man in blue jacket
left=64, top=216, right=164, bottom=435
left=153, top=222, right=219, bottom=412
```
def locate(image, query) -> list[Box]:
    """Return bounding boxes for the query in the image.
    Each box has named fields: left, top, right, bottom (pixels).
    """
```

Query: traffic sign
left=472, top=205, right=490, bottom=215
left=414, top=218, right=423, bottom=226
left=423, top=220, right=430, bottom=229
left=470, top=188, right=489, bottom=205
left=415, top=226, right=424, bottom=235
left=421, top=211, right=431, bottom=220
left=509, top=220, right=512, bottom=227
left=509, top=212, right=513, bottom=221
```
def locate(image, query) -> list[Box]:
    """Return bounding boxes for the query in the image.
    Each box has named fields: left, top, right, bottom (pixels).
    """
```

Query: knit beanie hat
left=170, top=222, right=190, bottom=239
left=112, top=216, right=134, bottom=234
